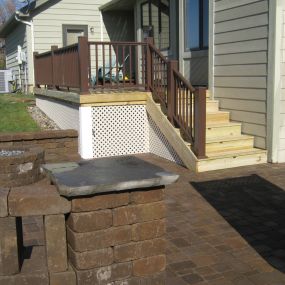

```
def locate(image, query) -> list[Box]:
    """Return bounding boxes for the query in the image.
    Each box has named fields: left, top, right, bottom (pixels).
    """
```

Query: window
left=185, top=0, right=208, bottom=51
left=141, top=0, right=170, bottom=50
left=62, top=25, right=88, bottom=46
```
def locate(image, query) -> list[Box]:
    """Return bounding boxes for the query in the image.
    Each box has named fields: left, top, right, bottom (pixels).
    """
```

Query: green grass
left=0, top=93, right=40, bottom=132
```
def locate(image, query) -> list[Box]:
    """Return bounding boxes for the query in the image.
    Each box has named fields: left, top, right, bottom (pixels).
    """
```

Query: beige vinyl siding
left=213, top=0, right=269, bottom=149
left=5, top=24, right=28, bottom=89
left=31, top=0, right=135, bottom=85
left=279, top=6, right=285, bottom=161
left=32, top=0, right=112, bottom=54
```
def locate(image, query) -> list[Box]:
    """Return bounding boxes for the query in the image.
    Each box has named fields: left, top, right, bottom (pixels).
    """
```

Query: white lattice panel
left=92, top=105, right=149, bottom=158
left=148, top=114, right=184, bottom=165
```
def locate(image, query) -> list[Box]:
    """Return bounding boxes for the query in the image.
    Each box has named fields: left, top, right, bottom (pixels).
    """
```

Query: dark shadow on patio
left=192, top=174, right=285, bottom=273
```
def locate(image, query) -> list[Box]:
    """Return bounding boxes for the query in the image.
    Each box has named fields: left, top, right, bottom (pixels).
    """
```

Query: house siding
left=30, top=0, right=134, bottom=85
left=32, top=0, right=112, bottom=53
left=279, top=4, right=285, bottom=161
left=213, top=0, right=269, bottom=149
left=5, top=24, right=28, bottom=89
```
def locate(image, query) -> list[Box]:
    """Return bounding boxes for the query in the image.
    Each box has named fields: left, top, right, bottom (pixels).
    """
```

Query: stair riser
left=206, top=125, right=242, bottom=139
left=197, top=152, right=267, bottom=172
left=206, top=101, right=219, bottom=112
left=206, top=138, right=254, bottom=153
left=188, top=101, right=219, bottom=112
left=206, top=113, right=230, bottom=124
left=206, top=90, right=211, bottom=99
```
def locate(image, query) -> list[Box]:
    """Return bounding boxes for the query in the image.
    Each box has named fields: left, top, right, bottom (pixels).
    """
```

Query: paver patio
left=23, top=155, right=285, bottom=285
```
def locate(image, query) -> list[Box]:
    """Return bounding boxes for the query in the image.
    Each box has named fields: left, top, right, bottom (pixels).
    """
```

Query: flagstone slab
left=48, top=156, right=179, bottom=197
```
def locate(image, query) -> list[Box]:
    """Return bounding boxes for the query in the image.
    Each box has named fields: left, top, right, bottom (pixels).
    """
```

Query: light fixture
left=90, top=27, right=95, bottom=34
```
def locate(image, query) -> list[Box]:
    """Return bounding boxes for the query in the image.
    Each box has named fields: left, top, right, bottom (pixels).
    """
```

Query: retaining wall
left=0, top=130, right=79, bottom=163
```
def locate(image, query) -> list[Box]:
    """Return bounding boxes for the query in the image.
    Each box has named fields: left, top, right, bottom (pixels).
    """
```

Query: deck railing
left=34, top=36, right=206, bottom=158
left=88, top=41, right=147, bottom=90
left=146, top=40, right=206, bottom=158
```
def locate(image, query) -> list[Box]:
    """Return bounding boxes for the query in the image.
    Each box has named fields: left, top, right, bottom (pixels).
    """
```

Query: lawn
left=0, top=93, right=40, bottom=132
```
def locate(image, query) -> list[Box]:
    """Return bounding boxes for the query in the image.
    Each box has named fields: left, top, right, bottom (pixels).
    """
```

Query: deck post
left=167, top=60, right=178, bottom=125
left=193, top=87, right=207, bottom=159
left=78, top=36, right=89, bottom=94
left=33, top=52, right=39, bottom=88
left=51, top=45, right=58, bottom=90
left=145, top=37, right=154, bottom=91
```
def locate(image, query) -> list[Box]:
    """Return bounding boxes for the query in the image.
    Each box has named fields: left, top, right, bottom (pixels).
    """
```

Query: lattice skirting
left=148, top=114, right=184, bottom=165
left=91, top=105, right=149, bottom=158
left=91, top=104, right=183, bottom=166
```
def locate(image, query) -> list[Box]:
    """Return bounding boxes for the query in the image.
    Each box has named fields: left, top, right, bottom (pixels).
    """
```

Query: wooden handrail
left=146, top=37, right=206, bottom=158
left=172, top=68, right=195, bottom=93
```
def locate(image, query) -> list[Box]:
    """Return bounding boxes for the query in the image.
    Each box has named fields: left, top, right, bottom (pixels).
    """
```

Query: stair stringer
left=146, top=95, right=198, bottom=171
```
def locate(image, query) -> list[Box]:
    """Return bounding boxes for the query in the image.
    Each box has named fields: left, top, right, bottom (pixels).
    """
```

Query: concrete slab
left=49, top=156, right=179, bottom=197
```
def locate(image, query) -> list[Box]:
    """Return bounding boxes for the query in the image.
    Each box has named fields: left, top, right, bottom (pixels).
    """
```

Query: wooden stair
left=199, top=92, right=267, bottom=171
left=147, top=91, right=267, bottom=172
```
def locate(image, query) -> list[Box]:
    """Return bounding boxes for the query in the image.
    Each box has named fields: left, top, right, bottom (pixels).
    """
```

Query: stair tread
left=207, top=122, right=241, bottom=128
left=207, top=111, right=229, bottom=114
left=206, top=134, right=253, bottom=144
left=204, top=148, right=266, bottom=159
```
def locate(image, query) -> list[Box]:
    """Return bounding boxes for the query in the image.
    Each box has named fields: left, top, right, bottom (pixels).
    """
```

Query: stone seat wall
left=0, top=179, right=167, bottom=285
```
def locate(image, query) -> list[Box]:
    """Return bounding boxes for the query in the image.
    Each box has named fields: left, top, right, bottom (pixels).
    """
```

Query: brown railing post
left=51, top=45, right=58, bottom=90
left=193, top=87, right=207, bottom=159
left=145, top=37, right=154, bottom=91
left=33, top=52, right=39, bottom=88
left=167, top=60, right=178, bottom=125
left=78, top=36, right=89, bottom=94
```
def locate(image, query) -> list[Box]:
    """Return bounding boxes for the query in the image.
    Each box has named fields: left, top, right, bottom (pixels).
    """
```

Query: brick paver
left=22, top=155, right=285, bottom=285
left=142, top=155, right=285, bottom=285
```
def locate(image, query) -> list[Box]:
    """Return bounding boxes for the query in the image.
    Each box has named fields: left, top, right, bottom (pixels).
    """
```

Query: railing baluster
left=109, top=44, right=112, bottom=86
left=141, top=44, right=145, bottom=88
left=122, top=45, right=125, bottom=87
left=88, top=43, right=91, bottom=89
left=95, top=44, right=98, bottom=87
left=129, top=46, right=132, bottom=85
left=102, top=43, right=105, bottom=86
left=116, top=45, right=119, bottom=88
left=135, top=45, right=139, bottom=87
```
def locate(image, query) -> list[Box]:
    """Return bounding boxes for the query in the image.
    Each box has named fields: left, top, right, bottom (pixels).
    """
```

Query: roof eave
left=0, top=14, right=17, bottom=37
left=0, top=0, right=50, bottom=37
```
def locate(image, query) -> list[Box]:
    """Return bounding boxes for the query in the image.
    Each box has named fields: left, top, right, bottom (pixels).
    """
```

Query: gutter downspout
left=15, top=13, right=34, bottom=93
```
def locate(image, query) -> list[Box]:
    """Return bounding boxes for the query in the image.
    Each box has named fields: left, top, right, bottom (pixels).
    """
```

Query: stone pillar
left=66, top=188, right=166, bottom=285
left=44, top=214, right=68, bottom=273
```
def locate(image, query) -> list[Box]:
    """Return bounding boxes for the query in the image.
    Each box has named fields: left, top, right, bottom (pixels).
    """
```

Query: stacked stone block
left=0, top=180, right=76, bottom=285
left=0, top=162, right=169, bottom=284
left=0, top=147, right=45, bottom=187
left=0, top=130, right=79, bottom=163
left=67, top=188, right=167, bottom=285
